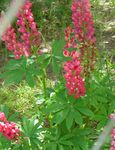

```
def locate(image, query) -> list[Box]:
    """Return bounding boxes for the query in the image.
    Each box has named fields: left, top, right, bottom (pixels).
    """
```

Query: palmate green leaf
left=45, top=142, right=57, bottom=150
left=72, top=108, right=83, bottom=125
left=37, top=54, right=51, bottom=69
left=72, top=136, right=89, bottom=150
left=58, top=145, right=65, bottom=150
left=94, top=114, right=106, bottom=121
left=0, top=133, right=12, bottom=149
left=42, top=56, right=51, bottom=69
left=60, top=134, right=73, bottom=141
left=66, top=111, right=74, bottom=130
left=22, top=117, right=39, bottom=138
left=30, top=137, right=41, bottom=150
left=51, top=39, right=65, bottom=75
left=73, top=128, right=92, bottom=136
left=52, top=39, right=65, bottom=56
left=22, top=140, right=30, bottom=150
left=52, top=57, right=61, bottom=74
left=4, top=69, right=25, bottom=85
left=59, top=134, right=73, bottom=146
left=0, top=57, right=27, bottom=85
left=53, top=108, right=69, bottom=124
left=27, top=62, right=42, bottom=76
left=59, top=140, right=73, bottom=146
left=78, top=138, right=89, bottom=150
left=26, top=72, right=35, bottom=87
left=43, top=102, right=66, bottom=114
left=77, top=107, right=94, bottom=117
left=22, top=117, right=30, bottom=136
left=0, top=59, right=22, bottom=70
left=45, top=134, right=56, bottom=141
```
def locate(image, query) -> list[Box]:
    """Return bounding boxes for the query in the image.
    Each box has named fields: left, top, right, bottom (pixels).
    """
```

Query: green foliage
left=19, top=117, right=42, bottom=150
left=0, top=85, right=39, bottom=116
left=0, top=57, right=41, bottom=87
left=0, top=0, right=115, bottom=149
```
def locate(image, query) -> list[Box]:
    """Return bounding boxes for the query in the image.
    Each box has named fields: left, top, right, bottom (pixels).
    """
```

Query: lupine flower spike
left=2, top=0, right=40, bottom=59
left=64, top=0, right=97, bottom=76
left=0, top=112, right=20, bottom=140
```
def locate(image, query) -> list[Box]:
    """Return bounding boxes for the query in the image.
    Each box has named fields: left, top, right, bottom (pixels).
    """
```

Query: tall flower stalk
left=63, top=0, right=97, bottom=99
left=64, top=0, right=97, bottom=76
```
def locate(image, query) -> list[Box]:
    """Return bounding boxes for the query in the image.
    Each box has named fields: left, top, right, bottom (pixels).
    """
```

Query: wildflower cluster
left=63, top=0, right=97, bottom=99
left=71, top=0, right=96, bottom=43
left=64, top=0, right=97, bottom=77
left=2, top=0, right=40, bottom=59
left=109, top=114, right=115, bottom=150
left=0, top=112, right=20, bottom=140
left=64, top=51, right=86, bottom=99
left=72, top=0, right=97, bottom=73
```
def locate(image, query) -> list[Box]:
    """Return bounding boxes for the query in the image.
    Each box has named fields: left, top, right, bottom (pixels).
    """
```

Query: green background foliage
left=0, top=0, right=115, bottom=149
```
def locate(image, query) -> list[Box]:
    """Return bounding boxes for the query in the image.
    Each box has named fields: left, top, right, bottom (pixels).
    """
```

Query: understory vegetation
left=0, top=0, right=115, bottom=150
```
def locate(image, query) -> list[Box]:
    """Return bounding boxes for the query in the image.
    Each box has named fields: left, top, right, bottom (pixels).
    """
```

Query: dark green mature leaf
left=77, top=107, right=94, bottom=117
left=4, top=69, right=25, bottom=85
left=52, top=58, right=61, bottom=74
left=43, top=102, right=66, bottom=114
left=59, top=140, right=73, bottom=146
left=66, top=111, right=74, bottom=130
left=52, top=39, right=65, bottom=56
left=53, top=108, right=69, bottom=124
left=26, top=72, right=35, bottom=87
left=51, top=39, right=65, bottom=75
left=72, top=108, right=83, bottom=125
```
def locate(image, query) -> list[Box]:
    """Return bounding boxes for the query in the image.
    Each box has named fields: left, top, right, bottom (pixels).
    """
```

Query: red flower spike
left=1, top=0, right=41, bottom=59
left=0, top=112, right=20, bottom=140
left=64, top=56, right=86, bottom=99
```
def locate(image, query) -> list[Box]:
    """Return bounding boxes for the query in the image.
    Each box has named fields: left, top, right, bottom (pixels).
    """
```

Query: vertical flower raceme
left=71, top=0, right=96, bottom=43
left=64, top=0, right=97, bottom=76
left=0, top=112, right=20, bottom=140
left=64, top=51, right=86, bottom=99
left=109, top=114, right=115, bottom=150
left=71, top=0, right=97, bottom=74
left=1, top=0, right=41, bottom=59
left=63, top=0, right=97, bottom=98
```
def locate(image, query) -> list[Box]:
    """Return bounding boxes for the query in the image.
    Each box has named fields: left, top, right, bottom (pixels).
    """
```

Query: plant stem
left=42, top=69, right=47, bottom=99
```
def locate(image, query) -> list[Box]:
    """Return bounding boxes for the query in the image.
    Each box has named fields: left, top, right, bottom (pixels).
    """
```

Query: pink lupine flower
left=0, top=112, right=20, bottom=140
left=63, top=0, right=97, bottom=79
left=1, top=0, right=41, bottom=59
left=2, top=122, right=19, bottom=140
left=63, top=50, right=70, bottom=57
left=0, top=112, right=7, bottom=123
left=64, top=52, right=86, bottom=99
left=71, top=0, right=96, bottom=43
left=2, top=26, right=17, bottom=52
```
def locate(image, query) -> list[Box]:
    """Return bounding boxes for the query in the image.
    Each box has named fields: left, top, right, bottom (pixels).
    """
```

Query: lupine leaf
left=66, top=111, right=74, bottom=130
left=53, top=108, right=69, bottom=124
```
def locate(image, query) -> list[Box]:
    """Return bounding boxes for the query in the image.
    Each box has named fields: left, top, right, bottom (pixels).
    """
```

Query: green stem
left=42, top=69, right=47, bottom=99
